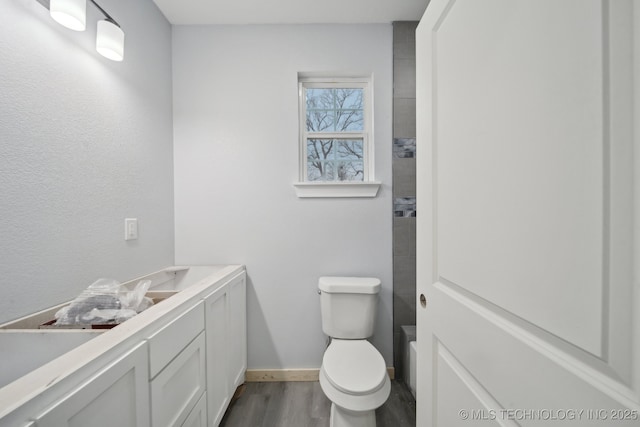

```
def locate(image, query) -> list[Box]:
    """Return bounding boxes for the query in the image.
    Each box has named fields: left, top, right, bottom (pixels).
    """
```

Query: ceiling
left=152, top=0, right=430, bottom=25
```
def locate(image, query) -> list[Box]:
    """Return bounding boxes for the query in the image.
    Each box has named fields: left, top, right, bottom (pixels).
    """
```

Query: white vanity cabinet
left=35, top=342, right=150, bottom=427
left=204, top=273, right=246, bottom=427
left=0, top=265, right=246, bottom=427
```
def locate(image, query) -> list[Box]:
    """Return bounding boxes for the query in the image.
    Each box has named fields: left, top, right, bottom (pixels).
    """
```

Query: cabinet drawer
left=181, top=391, right=207, bottom=427
left=151, top=332, right=206, bottom=427
left=148, top=301, right=204, bottom=378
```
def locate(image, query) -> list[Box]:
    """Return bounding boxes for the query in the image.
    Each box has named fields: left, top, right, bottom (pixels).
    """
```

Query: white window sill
left=293, top=181, right=382, bottom=198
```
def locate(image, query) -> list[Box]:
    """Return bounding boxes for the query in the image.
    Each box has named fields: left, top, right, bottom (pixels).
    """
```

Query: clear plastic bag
left=54, top=278, right=154, bottom=325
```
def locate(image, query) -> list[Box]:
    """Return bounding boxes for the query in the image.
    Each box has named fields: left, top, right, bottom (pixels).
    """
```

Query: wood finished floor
left=219, top=380, right=416, bottom=427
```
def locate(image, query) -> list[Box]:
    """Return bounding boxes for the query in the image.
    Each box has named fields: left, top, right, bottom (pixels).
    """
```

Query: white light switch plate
left=125, top=218, right=138, bottom=240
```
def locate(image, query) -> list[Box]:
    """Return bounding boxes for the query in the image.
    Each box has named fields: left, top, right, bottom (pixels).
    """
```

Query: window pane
left=307, top=139, right=334, bottom=160
left=336, top=140, right=363, bottom=160
left=337, top=161, right=364, bottom=181
left=306, top=89, right=334, bottom=132
left=306, top=88, right=364, bottom=132
left=307, top=162, right=322, bottom=181
left=306, top=138, right=364, bottom=182
left=306, top=88, right=333, bottom=110
left=307, top=161, right=335, bottom=181
left=336, top=88, right=363, bottom=110
left=306, top=110, right=334, bottom=132
left=335, top=109, right=363, bottom=131
left=335, top=89, right=363, bottom=131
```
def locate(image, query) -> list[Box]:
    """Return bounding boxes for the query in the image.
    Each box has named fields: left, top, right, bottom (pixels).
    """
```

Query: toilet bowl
left=318, top=277, right=390, bottom=427
left=319, top=339, right=391, bottom=427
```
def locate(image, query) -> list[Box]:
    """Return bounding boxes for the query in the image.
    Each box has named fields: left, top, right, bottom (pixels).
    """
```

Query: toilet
left=318, top=276, right=391, bottom=427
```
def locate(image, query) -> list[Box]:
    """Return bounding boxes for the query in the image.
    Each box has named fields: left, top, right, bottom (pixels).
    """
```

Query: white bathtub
left=409, top=340, right=417, bottom=399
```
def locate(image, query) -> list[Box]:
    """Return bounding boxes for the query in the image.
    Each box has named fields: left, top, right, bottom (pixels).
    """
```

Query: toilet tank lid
left=318, top=277, right=381, bottom=294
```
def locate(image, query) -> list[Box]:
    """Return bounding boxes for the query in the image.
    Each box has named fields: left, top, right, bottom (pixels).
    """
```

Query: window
left=295, top=75, right=380, bottom=198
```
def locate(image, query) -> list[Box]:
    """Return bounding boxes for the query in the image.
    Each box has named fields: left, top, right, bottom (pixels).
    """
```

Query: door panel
left=435, top=341, right=507, bottom=427
left=436, top=0, right=604, bottom=357
left=416, top=0, right=639, bottom=425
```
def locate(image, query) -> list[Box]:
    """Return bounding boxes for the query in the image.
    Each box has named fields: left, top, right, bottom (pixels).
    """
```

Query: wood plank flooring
left=220, top=380, right=416, bottom=427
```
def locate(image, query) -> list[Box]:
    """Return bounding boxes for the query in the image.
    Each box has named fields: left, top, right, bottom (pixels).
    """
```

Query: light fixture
left=49, top=0, right=86, bottom=31
left=96, top=19, right=124, bottom=61
left=38, top=0, right=125, bottom=62
left=89, top=0, right=124, bottom=61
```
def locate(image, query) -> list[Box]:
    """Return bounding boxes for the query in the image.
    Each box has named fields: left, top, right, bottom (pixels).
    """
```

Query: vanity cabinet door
left=150, top=332, right=206, bottom=427
left=204, top=285, right=229, bottom=427
left=36, top=342, right=149, bottom=427
left=228, top=275, right=246, bottom=389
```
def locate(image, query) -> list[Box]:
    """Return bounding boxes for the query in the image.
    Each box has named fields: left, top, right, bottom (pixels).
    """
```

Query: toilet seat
left=322, top=340, right=387, bottom=396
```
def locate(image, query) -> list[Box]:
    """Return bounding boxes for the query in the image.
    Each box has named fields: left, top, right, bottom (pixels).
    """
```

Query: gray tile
left=393, top=99, right=416, bottom=139
left=394, top=332, right=403, bottom=369
left=393, top=158, right=416, bottom=179
left=393, top=219, right=416, bottom=257
left=393, top=158, right=416, bottom=196
left=393, top=58, right=416, bottom=99
left=393, top=293, right=417, bottom=328
left=393, top=255, right=416, bottom=290
left=393, top=330, right=403, bottom=374
left=393, top=177, right=416, bottom=198
left=393, top=138, right=416, bottom=158
left=393, top=197, right=416, bottom=218
left=394, top=40, right=416, bottom=60
left=395, top=288, right=417, bottom=308
left=400, top=325, right=417, bottom=342
left=393, top=21, right=419, bottom=43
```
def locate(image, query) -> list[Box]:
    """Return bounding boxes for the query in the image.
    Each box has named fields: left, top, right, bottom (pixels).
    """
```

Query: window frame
left=295, top=76, right=380, bottom=198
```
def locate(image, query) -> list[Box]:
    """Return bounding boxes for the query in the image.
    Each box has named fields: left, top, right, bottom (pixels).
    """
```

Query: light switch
left=125, top=218, right=138, bottom=240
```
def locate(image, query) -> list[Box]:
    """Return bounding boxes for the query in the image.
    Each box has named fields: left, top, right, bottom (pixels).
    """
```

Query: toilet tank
left=319, top=277, right=381, bottom=339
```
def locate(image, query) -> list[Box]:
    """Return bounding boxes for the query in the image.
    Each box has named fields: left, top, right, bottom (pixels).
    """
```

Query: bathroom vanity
left=0, top=265, right=246, bottom=427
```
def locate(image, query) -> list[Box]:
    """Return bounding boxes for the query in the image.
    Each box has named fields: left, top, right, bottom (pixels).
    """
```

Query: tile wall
left=392, top=21, right=418, bottom=379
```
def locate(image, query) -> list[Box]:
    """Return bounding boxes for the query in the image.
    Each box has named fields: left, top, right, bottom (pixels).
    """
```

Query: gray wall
left=172, top=24, right=394, bottom=369
left=392, top=21, right=418, bottom=377
left=0, top=0, right=175, bottom=323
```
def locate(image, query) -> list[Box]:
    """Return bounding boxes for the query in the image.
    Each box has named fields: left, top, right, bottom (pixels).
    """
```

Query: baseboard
left=245, top=369, right=320, bottom=382
left=245, top=367, right=395, bottom=382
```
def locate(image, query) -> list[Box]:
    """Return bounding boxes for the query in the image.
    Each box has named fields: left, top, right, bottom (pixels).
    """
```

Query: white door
left=416, top=1, right=640, bottom=426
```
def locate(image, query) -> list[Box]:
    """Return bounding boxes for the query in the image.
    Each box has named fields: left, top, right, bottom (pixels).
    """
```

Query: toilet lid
left=322, top=340, right=387, bottom=396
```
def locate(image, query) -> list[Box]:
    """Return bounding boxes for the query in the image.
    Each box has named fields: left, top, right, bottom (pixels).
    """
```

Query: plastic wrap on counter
left=54, top=278, right=154, bottom=325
